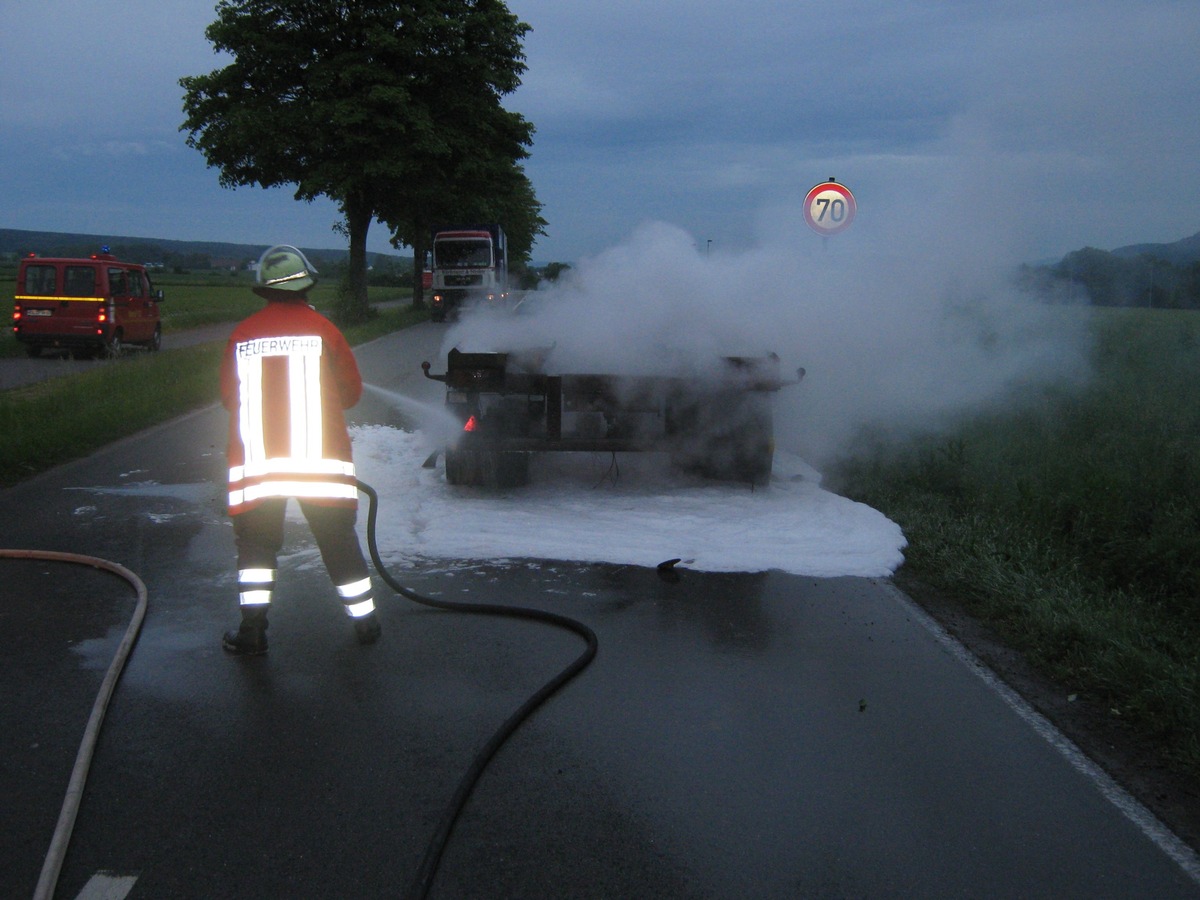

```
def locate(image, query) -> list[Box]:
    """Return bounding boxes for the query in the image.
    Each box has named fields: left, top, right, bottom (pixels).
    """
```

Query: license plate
left=26, top=309, right=52, bottom=316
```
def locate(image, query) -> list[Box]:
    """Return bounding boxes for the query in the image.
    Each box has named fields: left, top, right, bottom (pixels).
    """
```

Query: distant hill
left=1024, top=228, right=1200, bottom=309
left=1110, top=230, right=1200, bottom=266
left=0, top=227, right=405, bottom=268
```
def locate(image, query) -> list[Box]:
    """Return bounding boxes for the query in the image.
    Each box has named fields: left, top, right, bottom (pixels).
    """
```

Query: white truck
left=428, top=224, right=509, bottom=322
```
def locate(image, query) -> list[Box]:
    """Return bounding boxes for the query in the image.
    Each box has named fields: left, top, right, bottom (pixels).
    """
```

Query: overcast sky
left=2, top=0, right=1197, bottom=264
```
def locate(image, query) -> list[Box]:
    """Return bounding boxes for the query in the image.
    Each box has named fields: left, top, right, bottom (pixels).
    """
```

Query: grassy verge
left=831, top=308, right=1200, bottom=777
left=152, top=271, right=380, bottom=330
left=0, top=302, right=427, bottom=486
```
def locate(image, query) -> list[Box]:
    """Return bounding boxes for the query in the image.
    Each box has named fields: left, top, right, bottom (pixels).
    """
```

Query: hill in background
left=0, top=227, right=407, bottom=273
left=5, top=225, right=1198, bottom=305
left=1111, top=230, right=1200, bottom=267
left=1020, top=229, right=1200, bottom=309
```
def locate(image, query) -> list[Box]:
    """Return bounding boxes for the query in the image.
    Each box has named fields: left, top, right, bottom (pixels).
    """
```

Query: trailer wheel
left=733, top=415, right=775, bottom=485
left=445, top=448, right=531, bottom=487
left=670, top=393, right=774, bottom=486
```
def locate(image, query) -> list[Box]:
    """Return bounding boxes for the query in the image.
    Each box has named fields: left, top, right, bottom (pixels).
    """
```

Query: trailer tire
left=670, top=393, right=775, bottom=486
left=445, top=448, right=530, bottom=487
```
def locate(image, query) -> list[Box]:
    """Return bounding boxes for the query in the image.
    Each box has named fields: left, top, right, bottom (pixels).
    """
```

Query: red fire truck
left=12, top=250, right=164, bottom=358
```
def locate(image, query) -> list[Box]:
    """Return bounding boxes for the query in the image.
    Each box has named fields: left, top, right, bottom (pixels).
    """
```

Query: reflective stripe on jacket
left=221, top=299, right=363, bottom=515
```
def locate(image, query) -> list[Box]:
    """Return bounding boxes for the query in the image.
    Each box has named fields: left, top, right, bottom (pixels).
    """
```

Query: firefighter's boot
left=354, top=611, right=381, bottom=645
left=223, top=606, right=269, bottom=655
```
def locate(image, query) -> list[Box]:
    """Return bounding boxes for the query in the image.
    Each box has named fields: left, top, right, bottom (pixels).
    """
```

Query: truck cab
left=12, top=251, right=164, bottom=358
left=429, top=225, right=508, bottom=322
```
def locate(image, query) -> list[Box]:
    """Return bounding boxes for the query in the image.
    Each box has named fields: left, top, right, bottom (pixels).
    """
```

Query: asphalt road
left=2, top=322, right=1199, bottom=898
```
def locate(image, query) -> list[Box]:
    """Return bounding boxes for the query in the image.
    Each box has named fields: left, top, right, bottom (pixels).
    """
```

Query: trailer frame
left=422, top=348, right=803, bottom=487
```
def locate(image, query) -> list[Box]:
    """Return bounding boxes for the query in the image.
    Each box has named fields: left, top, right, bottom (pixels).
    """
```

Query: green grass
left=152, top=270, right=392, bottom=329
left=832, top=308, right=1200, bottom=775
left=0, top=343, right=226, bottom=481
left=0, top=301, right=427, bottom=485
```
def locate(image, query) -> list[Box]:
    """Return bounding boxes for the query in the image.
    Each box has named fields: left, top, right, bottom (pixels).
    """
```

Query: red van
left=12, top=251, right=164, bottom=358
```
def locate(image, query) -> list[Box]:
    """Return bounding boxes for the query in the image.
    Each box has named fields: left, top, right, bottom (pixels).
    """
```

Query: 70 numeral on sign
left=814, top=197, right=847, bottom=223
left=803, top=181, right=856, bottom=236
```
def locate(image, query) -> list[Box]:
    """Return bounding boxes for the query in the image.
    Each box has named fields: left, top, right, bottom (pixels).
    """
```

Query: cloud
left=49, top=140, right=178, bottom=162
left=0, top=0, right=216, bottom=129
left=1, top=1, right=1196, bottom=260
left=511, top=0, right=1200, bottom=259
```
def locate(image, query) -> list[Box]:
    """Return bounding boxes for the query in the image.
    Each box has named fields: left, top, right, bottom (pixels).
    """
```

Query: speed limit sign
left=803, top=180, right=856, bottom=236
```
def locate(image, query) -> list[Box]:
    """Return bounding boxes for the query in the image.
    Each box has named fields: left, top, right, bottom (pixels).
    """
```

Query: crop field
left=833, top=307, right=1200, bottom=777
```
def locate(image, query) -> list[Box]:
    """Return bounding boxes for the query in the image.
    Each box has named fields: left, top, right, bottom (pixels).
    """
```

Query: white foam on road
left=351, top=424, right=906, bottom=576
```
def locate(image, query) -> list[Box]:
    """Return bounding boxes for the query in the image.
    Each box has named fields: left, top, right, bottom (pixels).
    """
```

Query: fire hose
left=356, top=479, right=599, bottom=900
left=0, top=549, right=148, bottom=900
left=8, top=482, right=597, bottom=900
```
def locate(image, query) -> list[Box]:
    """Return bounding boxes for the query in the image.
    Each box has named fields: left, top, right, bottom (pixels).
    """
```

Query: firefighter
left=219, top=245, right=380, bottom=654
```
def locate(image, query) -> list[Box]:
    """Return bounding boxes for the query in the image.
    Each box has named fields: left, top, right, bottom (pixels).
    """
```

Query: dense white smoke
left=442, top=202, right=1092, bottom=468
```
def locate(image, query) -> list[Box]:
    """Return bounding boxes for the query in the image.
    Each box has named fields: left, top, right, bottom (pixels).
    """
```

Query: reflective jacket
left=220, top=299, right=363, bottom=515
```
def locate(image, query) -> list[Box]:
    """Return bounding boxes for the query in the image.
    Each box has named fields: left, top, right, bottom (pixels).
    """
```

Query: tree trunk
left=339, top=193, right=373, bottom=325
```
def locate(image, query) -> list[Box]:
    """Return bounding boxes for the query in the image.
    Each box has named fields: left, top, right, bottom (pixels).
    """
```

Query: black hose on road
left=6, top=486, right=595, bottom=900
left=357, top=480, right=599, bottom=900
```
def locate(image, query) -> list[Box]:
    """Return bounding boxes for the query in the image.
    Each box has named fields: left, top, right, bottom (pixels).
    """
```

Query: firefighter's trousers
left=233, top=499, right=375, bottom=618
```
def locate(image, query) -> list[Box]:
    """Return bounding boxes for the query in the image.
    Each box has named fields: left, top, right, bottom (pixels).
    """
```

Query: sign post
left=803, top=179, right=857, bottom=241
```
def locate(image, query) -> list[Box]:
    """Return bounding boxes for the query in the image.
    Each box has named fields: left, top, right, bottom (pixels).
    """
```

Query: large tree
left=180, top=0, right=538, bottom=323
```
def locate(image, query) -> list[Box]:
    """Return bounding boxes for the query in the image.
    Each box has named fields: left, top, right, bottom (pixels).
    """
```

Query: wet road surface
left=2, top=323, right=1198, bottom=898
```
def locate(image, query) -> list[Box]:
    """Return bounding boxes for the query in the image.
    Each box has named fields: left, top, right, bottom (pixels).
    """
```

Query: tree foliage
left=180, top=0, right=541, bottom=323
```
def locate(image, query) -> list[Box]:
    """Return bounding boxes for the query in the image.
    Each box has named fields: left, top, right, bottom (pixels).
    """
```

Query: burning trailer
left=422, top=348, right=804, bottom=487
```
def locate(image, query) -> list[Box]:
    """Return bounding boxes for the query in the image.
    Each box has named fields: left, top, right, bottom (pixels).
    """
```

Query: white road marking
left=885, top=581, right=1200, bottom=886
left=74, top=871, right=138, bottom=900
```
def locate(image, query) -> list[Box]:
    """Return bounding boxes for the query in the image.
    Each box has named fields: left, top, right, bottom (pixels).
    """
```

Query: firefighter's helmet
left=256, top=245, right=318, bottom=292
